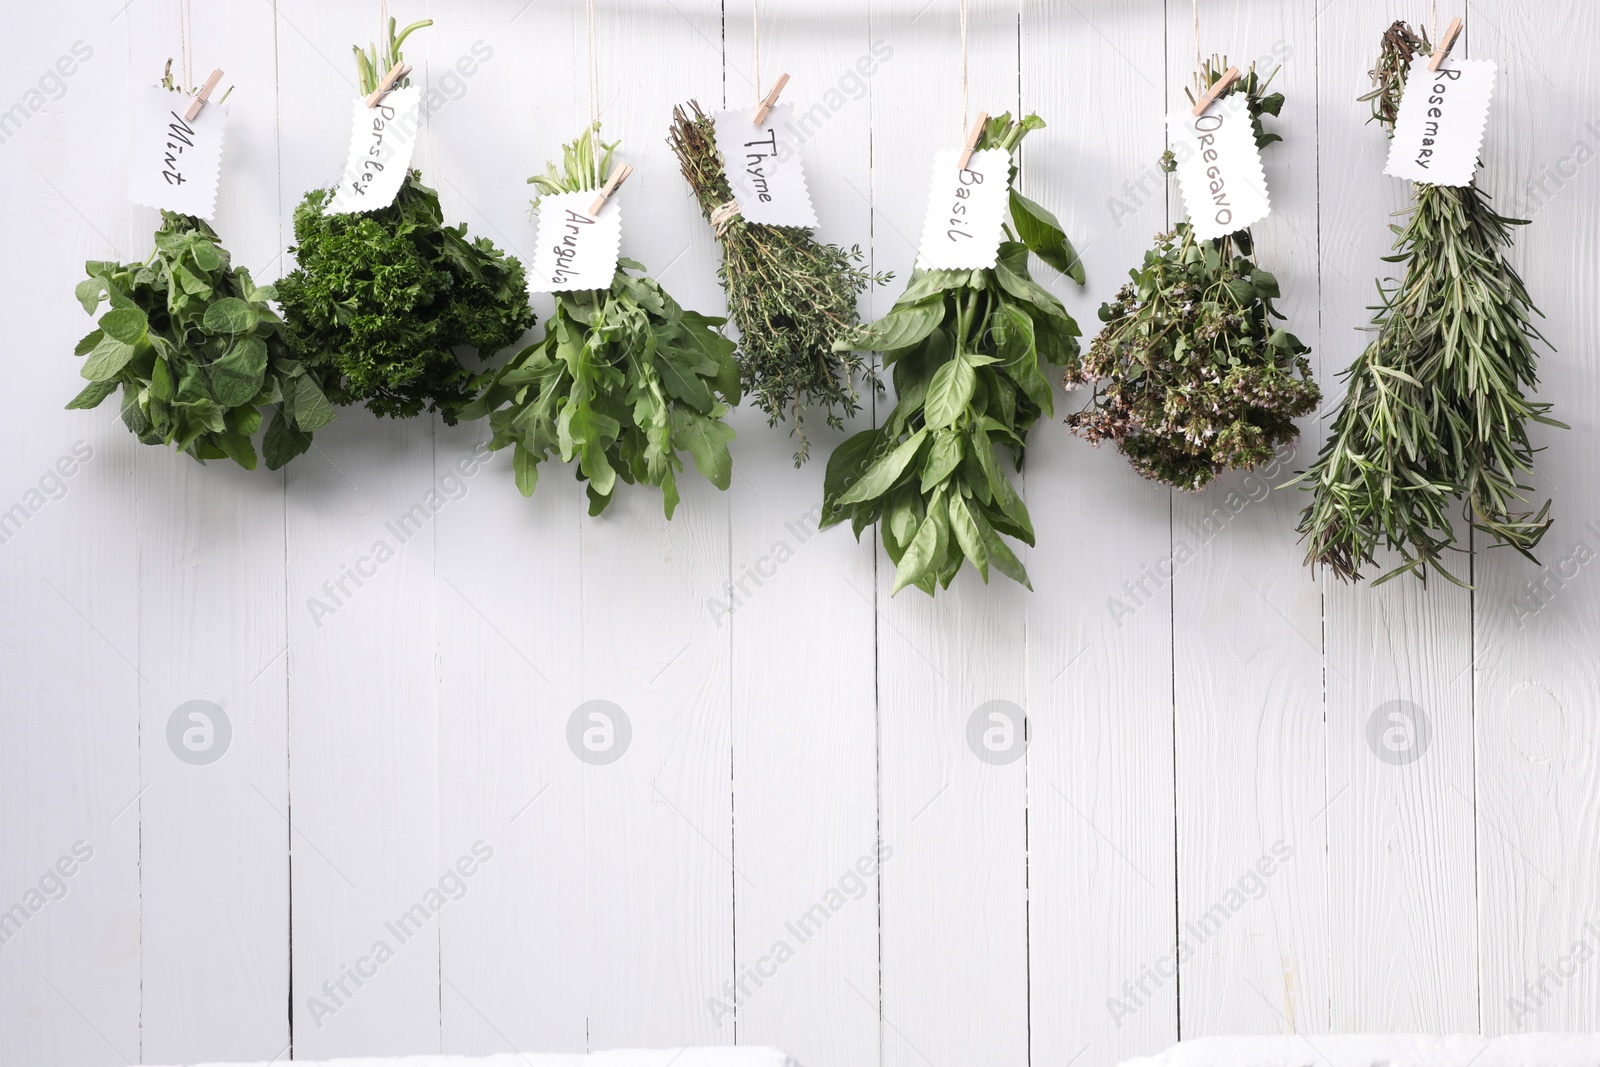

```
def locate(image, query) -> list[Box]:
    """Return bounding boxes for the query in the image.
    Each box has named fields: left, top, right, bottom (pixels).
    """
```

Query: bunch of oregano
left=668, top=101, right=889, bottom=465
left=821, top=113, right=1084, bottom=596
left=70, top=211, right=334, bottom=470
left=463, top=126, right=740, bottom=518
left=1065, top=61, right=1320, bottom=492
left=1291, top=23, right=1561, bottom=584
left=275, top=19, right=534, bottom=424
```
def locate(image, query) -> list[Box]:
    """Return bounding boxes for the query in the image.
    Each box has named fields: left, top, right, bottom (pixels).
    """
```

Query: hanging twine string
left=178, top=0, right=193, bottom=90
left=959, top=0, right=970, bottom=134
left=753, top=0, right=762, bottom=103
left=586, top=0, right=602, bottom=188
left=1192, top=0, right=1202, bottom=73
left=1429, top=0, right=1439, bottom=42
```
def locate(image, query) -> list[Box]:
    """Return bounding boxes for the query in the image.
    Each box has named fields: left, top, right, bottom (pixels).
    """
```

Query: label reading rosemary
left=326, top=86, right=422, bottom=214
left=127, top=86, right=227, bottom=220
left=528, top=191, right=622, bottom=293
left=1166, top=93, right=1271, bottom=240
left=1384, top=56, right=1496, bottom=187
left=711, top=105, right=817, bottom=227
left=916, top=148, right=1010, bottom=270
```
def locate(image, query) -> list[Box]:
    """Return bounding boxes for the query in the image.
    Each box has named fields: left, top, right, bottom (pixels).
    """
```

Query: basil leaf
left=1010, top=188, right=1086, bottom=285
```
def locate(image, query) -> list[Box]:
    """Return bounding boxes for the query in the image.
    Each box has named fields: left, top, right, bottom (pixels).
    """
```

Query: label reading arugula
left=127, top=86, right=227, bottom=220
left=528, top=191, right=622, bottom=293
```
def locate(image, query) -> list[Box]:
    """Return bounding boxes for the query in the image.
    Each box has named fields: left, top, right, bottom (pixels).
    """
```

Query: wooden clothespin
left=753, top=73, right=790, bottom=125
left=588, top=164, right=634, bottom=215
left=1428, top=17, right=1464, bottom=72
left=364, top=61, right=411, bottom=108
left=957, top=111, right=988, bottom=171
left=1190, top=66, right=1241, bottom=116
left=183, top=68, right=225, bottom=122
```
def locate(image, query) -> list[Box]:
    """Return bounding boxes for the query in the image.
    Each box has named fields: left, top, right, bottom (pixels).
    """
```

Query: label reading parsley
left=1384, top=56, right=1496, bottom=187
left=529, top=191, right=622, bottom=293
left=325, top=86, right=422, bottom=214
left=127, top=86, right=226, bottom=220
left=915, top=148, right=1010, bottom=270
left=711, top=105, right=817, bottom=227
left=1166, top=92, right=1271, bottom=240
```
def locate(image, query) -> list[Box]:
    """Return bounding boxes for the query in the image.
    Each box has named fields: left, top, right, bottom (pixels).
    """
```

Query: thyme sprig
left=1290, top=22, right=1562, bottom=585
left=669, top=102, right=890, bottom=464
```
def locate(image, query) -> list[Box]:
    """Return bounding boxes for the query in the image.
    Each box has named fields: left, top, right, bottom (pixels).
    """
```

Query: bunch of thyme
left=1291, top=22, right=1561, bottom=584
left=668, top=102, right=889, bottom=464
left=1065, top=60, right=1320, bottom=492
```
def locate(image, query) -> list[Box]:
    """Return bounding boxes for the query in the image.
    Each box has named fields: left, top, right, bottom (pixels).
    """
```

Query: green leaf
left=216, top=430, right=259, bottom=470
left=924, top=355, right=976, bottom=430
left=210, top=335, right=270, bottom=407
left=1009, top=189, right=1086, bottom=284
left=262, top=408, right=312, bottom=471
left=512, top=442, right=540, bottom=496
left=66, top=378, right=120, bottom=410
left=821, top=427, right=882, bottom=525
left=947, top=493, right=989, bottom=580
left=76, top=277, right=107, bottom=315
left=840, top=297, right=944, bottom=354
left=920, top=429, right=964, bottom=494
left=291, top=374, right=338, bottom=431
left=835, top=427, right=929, bottom=506
left=74, top=330, right=105, bottom=357
left=974, top=508, right=1031, bottom=589
left=202, top=297, right=257, bottom=335
left=81, top=336, right=137, bottom=381
left=673, top=408, right=736, bottom=491
left=892, top=503, right=943, bottom=594
left=99, top=307, right=148, bottom=345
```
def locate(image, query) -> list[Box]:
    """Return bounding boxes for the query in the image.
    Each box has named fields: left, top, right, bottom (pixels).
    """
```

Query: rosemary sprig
left=1064, top=59, right=1320, bottom=491
left=668, top=102, right=890, bottom=465
left=1291, top=22, right=1562, bottom=585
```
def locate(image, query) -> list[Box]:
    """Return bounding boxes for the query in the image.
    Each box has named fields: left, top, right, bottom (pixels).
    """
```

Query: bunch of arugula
left=669, top=101, right=890, bottom=464
left=1291, top=23, right=1561, bottom=584
left=71, top=211, right=334, bottom=471
left=463, top=126, right=740, bottom=518
left=1065, top=61, right=1320, bottom=491
left=820, top=113, right=1085, bottom=595
left=275, top=18, right=534, bottom=424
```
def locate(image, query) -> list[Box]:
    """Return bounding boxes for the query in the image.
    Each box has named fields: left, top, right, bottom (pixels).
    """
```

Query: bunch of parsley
left=274, top=19, right=533, bottom=424
left=70, top=211, right=334, bottom=471
left=463, top=126, right=740, bottom=518
left=821, top=113, right=1085, bottom=595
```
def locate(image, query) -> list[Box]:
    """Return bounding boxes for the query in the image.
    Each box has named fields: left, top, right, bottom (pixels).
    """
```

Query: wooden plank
left=1467, top=0, right=1600, bottom=1035
left=722, top=3, right=880, bottom=1064
left=1020, top=3, right=1179, bottom=1063
left=575, top=0, right=734, bottom=1050
left=869, top=3, right=1029, bottom=1065
left=423, top=0, right=588, bottom=1056
left=276, top=0, right=442, bottom=1056
left=123, top=4, right=292, bottom=1061
left=1164, top=0, right=1331, bottom=1039
left=0, top=6, right=143, bottom=1066
left=1317, top=0, right=1478, bottom=1032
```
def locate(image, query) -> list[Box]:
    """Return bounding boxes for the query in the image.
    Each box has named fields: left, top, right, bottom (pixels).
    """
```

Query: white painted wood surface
left=2, top=1, right=1598, bottom=1064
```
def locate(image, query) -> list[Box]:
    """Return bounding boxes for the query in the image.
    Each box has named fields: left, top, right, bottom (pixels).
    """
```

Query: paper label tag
left=325, top=86, right=423, bottom=214
left=915, top=148, right=1010, bottom=270
left=712, top=105, right=817, bottom=227
left=1166, top=93, right=1271, bottom=240
left=528, top=191, right=622, bottom=293
left=1384, top=56, right=1496, bottom=187
left=127, top=86, right=226, bottom=220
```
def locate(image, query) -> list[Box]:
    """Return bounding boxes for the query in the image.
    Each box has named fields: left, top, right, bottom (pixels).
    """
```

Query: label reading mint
left=1384, top=56, right=1496, bottom=187
left=127, top=86, right=227, bottom=220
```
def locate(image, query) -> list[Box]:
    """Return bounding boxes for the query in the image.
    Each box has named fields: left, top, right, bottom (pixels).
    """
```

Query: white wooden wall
left=2, top=1, right=1598, bottom=1064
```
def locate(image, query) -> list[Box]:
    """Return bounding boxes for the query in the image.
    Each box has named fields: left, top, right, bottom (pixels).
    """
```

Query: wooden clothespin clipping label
left=128, top=84, right=228, bottom=220
left=325, top=81, right=423, bottom=214
left=365, top=61, right=411, bottom=108
left=530, top=188, right=623, bottom=293
left=1190, top=66, right=1241, bottom=117
left=916, top=145, right=1010, bottom=270
left=1384, top=46, right=1495, bottom=188
left=183, top=68, right=224, bottom=122
left=1428, top=17, right=1464, bottom=72
left=957, top=111, right=988, bottom=171
left=753, top=72, right=790, bottom=125
left=712, top=101, right=816, bottom=227
left=1167, top=90, right=1270, bottom=240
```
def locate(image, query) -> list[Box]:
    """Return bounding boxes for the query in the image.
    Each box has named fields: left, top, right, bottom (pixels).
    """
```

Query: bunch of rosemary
left=464, top=126, right=741, bottom=518
left=668, top=102, right=889, bottom=464
left=1292, top=23, right=1560, bottom=584
left=1065, top=61, right=1320, bottom=491
left=821, top=113, right=1084, bottom=596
